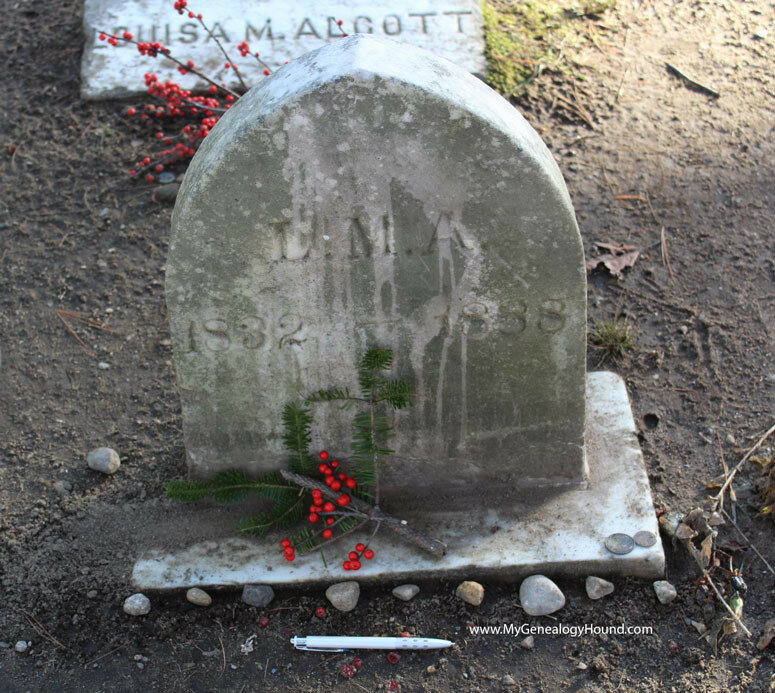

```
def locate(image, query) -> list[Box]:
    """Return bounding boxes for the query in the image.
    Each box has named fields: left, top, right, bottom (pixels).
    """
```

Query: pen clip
left=293, top=644, right=348, bottom=652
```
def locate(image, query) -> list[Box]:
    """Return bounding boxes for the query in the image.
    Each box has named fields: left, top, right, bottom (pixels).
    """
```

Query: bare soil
left=1, top=0, right=774, bottom=690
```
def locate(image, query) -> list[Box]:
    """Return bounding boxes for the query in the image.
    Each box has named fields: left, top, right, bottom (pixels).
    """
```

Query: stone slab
left=131, top=372, right=665, bottom=590
left=166, top=34, right=587, bottom=498
left=81, top=0, right=485, bottom=99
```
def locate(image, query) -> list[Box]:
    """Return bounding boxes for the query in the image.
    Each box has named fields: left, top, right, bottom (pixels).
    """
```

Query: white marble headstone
left=80, top=0, right=485, bottom=99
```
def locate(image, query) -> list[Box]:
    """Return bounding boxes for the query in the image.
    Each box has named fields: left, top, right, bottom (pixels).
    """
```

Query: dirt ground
left=1, top=0, right=774, bottom=690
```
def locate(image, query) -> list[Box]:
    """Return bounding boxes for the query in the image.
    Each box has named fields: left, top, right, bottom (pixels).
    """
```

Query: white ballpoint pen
left=291, top=636, right=453, bottom=652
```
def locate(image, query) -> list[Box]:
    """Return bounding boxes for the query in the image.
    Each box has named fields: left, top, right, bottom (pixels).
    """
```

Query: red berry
left=345, top=478, right=357, bottom=489
left=127, top=107, right=137, bottom=116
left=323, top=529, right=333, bottom=539
left=352, top=657, right=363, bottom=669
left=258, top=616, right=270, bottom=627
left=308, top=513, right=320, bottom=523
left=310, top=505, right=320, bottom=513
left=330, top=460, right=339, bottom=469
left=338, top=473, right=347, bottom=481
left=264, top=69, right=271, bottom=76
left=281, top=539, right=291, bottom=548
left=350, top=560, right=361, bottom=570
left=319, top=450, right=329, bottom=460
left=349, top=551, right=359, bottom=561
left=99, top=32, right=107, bottom=40
left=326, top=517, right=335, bottom=526
left=387, top=652, right=400, bottom=664
left=146, top=175, right=154, bottom=182
left=129, top=169, right=136, bottom=176
left=123, top=31, right=133, bottom=40
left=315, top=606, right=326, bottom=618
left=325, top=476, right=335, bottom=486
left=224, top=62, right=231, bottom=68
left=337, top=494, right=351, bottom=506
left=155, top=131, right=164, bottom=139
left=208, top=85, right=217, bottom=94
left=318, top=463, right=330, bottom=474
left=364, top=549, right=374, bottom=559
left=342, top=664, right=356, bottom=678
left=284, top=547, right=295, bottom=557
left=355, top=543, right=365, bottom=552
left=330, top=480, right=342, bottom=491
left=343, top=561, right=351, bottom=570
left=285, top=553, right=295, bottom=561
left=337, top=19, right=344, bottom=26
left=387, top=681, right=399, bottom=691
left=323, top=502, right=335, bottom=512
left=311, top=488, right=323, bottom=497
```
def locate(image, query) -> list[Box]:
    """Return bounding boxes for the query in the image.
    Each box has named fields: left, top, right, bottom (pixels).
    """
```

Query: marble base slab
left=132, top=371, right=664, bottom=590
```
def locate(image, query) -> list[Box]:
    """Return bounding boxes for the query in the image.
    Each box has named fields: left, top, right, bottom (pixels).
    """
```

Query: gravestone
left=81, top=0, right=485, bottom=99
left=134, top=35, right=663, bottom=588
left=166, top=34, right=587, bottom=504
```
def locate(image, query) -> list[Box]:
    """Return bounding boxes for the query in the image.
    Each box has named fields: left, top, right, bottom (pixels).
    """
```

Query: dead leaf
left=700, top=534, right=713, bottom=568
left=674, top=523, right=697, bottom=541
left=756, top=618, right=775, bottom=650
left=587, top=241, right=641, bottom=278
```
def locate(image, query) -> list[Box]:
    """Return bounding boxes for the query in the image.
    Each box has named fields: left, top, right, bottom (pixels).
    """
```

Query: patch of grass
left=588, top=317, right=634, bottom=360
left=483, top=0, right=617, bottom=97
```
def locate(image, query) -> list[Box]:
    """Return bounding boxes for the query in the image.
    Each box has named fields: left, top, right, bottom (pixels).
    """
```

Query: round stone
left=392, top=584, right=420, bottom=601
left=519, top=575, right=565, bottom=616
left=186, top=587, right=212, bottom=606
left=585, top=576, right=614, bottom=600
left=605, top=533, right=634, bottom=555
left=158, top=171, right=175, bottom=184
left=123, top=593, right=151, bottom=616
left=653, top=580, right=677, bottom=604
left=242, top=584, right=275, bottom=608
left=14, top=641, right=28, bottom=653
left=325, top=581, right=360, bottom=612
left=634, top=530, right=657, bottom=548
left=87, top=447, right=121, bottom=475
left=455, top=581, right=485, bottom=606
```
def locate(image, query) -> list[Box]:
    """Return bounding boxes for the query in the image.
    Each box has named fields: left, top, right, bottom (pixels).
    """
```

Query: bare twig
left=720, top=509, right=775, bottom=576
left=195, top=16, right=248, bottom=91
left=13, top=607, right=68, bottom=650
left=666, top=62, right=720, bottom=98
left=280, top=469, right=446, bottom=557
left=660, top=227, right=675, bottom=282
left=84, top=644, right=124, bottom=667
left=712, top=422, right=775, bottom=507
left=55, top=311, right=94, bottom=355
left=681, top=542, right=751, bottom=637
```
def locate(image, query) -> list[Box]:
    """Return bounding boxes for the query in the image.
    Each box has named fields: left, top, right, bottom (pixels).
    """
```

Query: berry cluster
left=277, top=451, right=378, bottom=570
left=341, top=656, right=363, bottom=678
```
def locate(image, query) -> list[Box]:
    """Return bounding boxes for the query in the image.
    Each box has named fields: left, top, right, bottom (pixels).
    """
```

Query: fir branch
left=282, top=402, right=315, bottom=473
left=377, top=380, right=414, bottom=409
left=237, top=496, right=304, bottom=537
left=305, top=387, right=365, bottom=407
left=165, top=479, right=213, bottom=502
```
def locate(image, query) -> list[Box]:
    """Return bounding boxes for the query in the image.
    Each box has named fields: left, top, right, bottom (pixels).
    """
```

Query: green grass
left=588, top=317, right=634, bottom=361
left=483, top=0, right=617, bottom=97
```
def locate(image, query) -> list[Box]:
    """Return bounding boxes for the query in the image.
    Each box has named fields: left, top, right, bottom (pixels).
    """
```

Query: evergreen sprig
left=282, top=401, right=315, bottom=474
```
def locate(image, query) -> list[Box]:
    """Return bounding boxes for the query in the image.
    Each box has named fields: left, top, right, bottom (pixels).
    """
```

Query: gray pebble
left=585, top=576, right=614, bottom=600
left=325, top=581, right=360, bottom=612
left=53, top=480, right=72, bottom=496
left=87, top=590, right=98, bottom=599
left=123, top=593, right=151, bottom=616
left=15, top=641, right=28, bottom=653
left=392, top=584, right=420, bottom=601
left=653, top=580, right=677, bottom=604
left=186, top=587, right=212, bottom=606
left=0, top=642, right=10, bottom=649
left=152, top=183, right=180, bottom=204
left=242, top=584, right=274, bottom=608
left=519, top=635, right=535, bottom=650
left=519, top=575, right=565, bottom=616
left=98, top=362, right=111, bottom=370
left=87, top=447, right=120, bottom=475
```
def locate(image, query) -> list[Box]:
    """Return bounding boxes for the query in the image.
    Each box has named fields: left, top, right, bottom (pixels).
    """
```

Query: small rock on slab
left=653, top=580, right=677, bottom=604
left=519, top=635, right=535, bottom=650
left=456, top=581, right=485, bottom=606
left=392, top=584, right=420, bottom=601
left=242, top=584, right=274, bottom=608
left=15, top=641, right=28, bottom=653
left=326, top=581, right=360, bottom=612
left=519, top=575, right=565, bottom=616
left=123, top=593, right=151, bottom=616
left=87, top=447, right=120, bottom=475
left=586, top=576, right=614, bottom=600
left=186, top=587, right=212, bottom=606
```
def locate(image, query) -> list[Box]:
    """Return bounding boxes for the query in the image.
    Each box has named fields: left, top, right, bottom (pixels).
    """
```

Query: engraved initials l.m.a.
left=422, top=213, right=474, bottom=254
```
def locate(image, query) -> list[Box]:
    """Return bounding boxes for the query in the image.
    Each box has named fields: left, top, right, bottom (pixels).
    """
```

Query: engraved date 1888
left=184, top=313, right=304, bottom=353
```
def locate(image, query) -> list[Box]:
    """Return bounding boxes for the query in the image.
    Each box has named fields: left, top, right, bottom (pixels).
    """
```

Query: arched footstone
left=135, top=36, right=663, bottom=589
